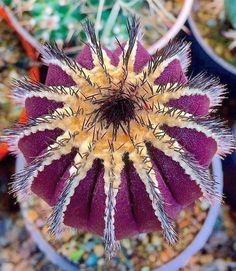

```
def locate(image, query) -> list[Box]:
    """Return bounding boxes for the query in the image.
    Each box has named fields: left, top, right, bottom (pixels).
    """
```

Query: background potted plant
left=188, top=0, right=236, bottom=93
left=188, top=0, right=236, bottom=212
left=1, top=0, right=193, bottom=53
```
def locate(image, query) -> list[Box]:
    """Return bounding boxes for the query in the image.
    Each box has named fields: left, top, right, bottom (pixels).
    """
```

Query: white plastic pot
left=16, top=155, right=223, bottom=271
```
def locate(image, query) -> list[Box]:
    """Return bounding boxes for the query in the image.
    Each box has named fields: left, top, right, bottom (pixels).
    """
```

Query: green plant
left=2, top=0, right=183, bottom=49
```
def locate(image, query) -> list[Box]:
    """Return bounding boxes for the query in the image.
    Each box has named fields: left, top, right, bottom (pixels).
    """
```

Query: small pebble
left=141, top=266, right=150, bottom=271
left=70, top=248, right=84, bottom=262
left=93, top=244, right=104, bottom=257
left=200, top=201, right=210, bottom=211
left=84, top=240, right=95, bottom=252
left=207, top=19, right=217, bottom=27
left=86, top=252, right=98, bottom=267
left=27, top=210, right=38, bottom=222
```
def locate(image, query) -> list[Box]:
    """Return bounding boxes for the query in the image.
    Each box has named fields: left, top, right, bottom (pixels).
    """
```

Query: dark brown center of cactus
left=93, top=93, right=136, bottom=133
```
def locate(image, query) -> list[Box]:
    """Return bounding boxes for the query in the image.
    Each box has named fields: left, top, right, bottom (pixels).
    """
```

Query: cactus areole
left=5, top=18, right=234, bottom=257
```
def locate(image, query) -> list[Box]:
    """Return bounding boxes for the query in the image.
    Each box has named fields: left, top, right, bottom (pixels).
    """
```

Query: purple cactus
left=5, top=18, right=234, bottom=257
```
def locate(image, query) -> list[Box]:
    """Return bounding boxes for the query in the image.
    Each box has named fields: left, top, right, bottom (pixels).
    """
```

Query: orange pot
left=0, top=5, right=39, bottom=160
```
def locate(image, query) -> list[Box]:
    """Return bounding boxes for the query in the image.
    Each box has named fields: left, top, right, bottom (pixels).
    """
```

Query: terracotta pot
left=0, top=5, right=39, bottom=160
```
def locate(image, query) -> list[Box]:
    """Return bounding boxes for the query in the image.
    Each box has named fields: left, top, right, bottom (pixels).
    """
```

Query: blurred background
left=0, top=0, right=236, bottom=270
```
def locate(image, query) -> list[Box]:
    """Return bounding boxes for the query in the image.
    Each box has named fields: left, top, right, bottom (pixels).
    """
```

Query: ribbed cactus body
left=6, top=19, right=234, bottom=256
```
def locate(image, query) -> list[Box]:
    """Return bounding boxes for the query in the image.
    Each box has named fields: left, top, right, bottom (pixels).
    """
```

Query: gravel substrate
left=1, top=197, right=236, bottom=271
left=192, top=0, right=236, bottom=68
left=20, top=196, right=210, bottom=270
left=0, top=18, right=28, bottom=134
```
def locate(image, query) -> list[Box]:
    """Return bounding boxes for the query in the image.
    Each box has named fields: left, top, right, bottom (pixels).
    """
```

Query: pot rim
left=16, top=155, right=223, bottom=271
left=188, top=15, right=236, bottom=76
left=147, top=0, right=194, bottom=54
